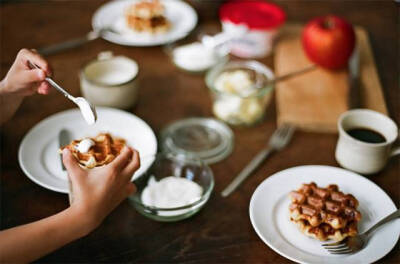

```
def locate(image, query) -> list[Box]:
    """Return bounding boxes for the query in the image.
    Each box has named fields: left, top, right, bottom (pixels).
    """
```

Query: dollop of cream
left=75, top=97, right=97, bottom=125
left=75, top=138, right=95, bottom=153
left=141, top=176, right=203, bottom=209
left=172, top=42, right=219, bottom=72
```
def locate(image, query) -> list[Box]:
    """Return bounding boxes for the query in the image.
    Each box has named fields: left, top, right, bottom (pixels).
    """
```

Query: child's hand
left=62, top=147, right=140, bottom=233
left=0, top=49, right=52, bottom=96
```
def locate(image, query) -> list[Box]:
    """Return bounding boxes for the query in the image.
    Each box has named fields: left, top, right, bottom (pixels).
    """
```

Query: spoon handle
left=27, top=61, right=75, bottom=101
left=38, top=31, right=100, bottom=56
left=270, top=64, right=317, bottom=85
left=44, top=77, right=73, bottom=99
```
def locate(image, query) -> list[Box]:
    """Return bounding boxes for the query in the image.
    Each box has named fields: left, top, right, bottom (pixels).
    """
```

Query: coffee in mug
left=335, top=109, right=400, bottom=174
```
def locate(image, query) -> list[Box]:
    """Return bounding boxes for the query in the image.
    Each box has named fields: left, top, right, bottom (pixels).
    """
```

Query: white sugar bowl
left=80, top=52, right=139, bottom=109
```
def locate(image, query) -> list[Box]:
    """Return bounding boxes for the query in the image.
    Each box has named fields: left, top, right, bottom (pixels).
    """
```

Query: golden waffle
left=289, top=182, right=361, bottom=241
left=125, top=0, right=170, bottom=34
left=60, top=133, right=126, bottom=169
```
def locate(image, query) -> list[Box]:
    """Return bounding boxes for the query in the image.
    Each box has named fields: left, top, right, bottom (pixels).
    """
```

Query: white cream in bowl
left=141, top=176, right=203, bottom=216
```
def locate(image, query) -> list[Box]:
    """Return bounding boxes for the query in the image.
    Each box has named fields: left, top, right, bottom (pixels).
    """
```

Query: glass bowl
left=129, top=152, right=214, bottom=222
left=165, top=42, right=229, bottom=74
left=164, top=26, right=230, bottom=74
left=205, top=60, right=275, bottom=126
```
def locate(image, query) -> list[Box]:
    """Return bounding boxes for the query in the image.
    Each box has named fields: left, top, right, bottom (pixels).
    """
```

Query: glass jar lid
left=160, top=118, right=234, bottom=164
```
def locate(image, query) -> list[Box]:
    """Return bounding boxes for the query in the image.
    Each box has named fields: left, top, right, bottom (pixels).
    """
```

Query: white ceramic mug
left=335, top=109, right=400, bottom=174
left=80, top=52, right=139, bottom=109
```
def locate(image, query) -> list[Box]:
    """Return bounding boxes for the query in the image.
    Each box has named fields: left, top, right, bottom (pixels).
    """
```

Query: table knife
left=59, top=129, right=70, bottom=171
left=348, top=48, right=361, bottom=109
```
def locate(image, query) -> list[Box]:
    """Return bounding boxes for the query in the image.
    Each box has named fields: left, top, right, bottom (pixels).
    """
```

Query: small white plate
left=18, top=107, right=157, bottom=193
left=249, top=165, right=399, bottom=264
left=92, top=0, right=198, bottom=46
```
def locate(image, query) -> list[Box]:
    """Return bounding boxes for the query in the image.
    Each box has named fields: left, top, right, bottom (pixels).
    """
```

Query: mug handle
left=390, top=146, right=400, bottom=157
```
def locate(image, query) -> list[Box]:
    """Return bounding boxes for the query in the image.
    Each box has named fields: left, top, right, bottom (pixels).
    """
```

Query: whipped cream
left=74, top=97, right=97, bottom=125
left=212, top=70, right=267, bottom=125
left=172, top=42, right=219, bottom=72
left=141, top=176, right=203, bottom=209
left=75, top=138, right=95, bottom=153
left=214, top=70, right=255, bottom=96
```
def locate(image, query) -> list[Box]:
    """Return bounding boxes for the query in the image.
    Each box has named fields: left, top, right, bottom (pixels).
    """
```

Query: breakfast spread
left=141, top=176, right=203, bottom=209
left=11, top=1, right=400, bottom=262
left=60, top=133, right=126, bottom=169
left=289, top=182, right=362, bottom=241
left=209, top=67, right=273, bottom=125
left=125, top=0, right=170, bottom=34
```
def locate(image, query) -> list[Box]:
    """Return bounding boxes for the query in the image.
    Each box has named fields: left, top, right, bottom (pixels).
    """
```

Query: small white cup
left=335, top=109, right=400, bottom=174
left=80, top=52, right=139, bottom=109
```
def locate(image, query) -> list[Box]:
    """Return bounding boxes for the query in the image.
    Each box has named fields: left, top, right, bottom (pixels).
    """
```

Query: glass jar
left=205, top=60, right=274, bottom=126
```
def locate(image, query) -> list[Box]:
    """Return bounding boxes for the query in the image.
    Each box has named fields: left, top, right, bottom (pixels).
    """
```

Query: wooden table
left=1, top=1, right=399, bottom=262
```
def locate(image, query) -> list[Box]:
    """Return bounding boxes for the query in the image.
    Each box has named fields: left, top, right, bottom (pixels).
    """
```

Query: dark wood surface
left=1, top=1, right=399, bottom=263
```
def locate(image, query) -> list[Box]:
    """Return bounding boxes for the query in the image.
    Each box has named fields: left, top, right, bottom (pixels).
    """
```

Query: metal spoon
left=201, top=30, right=317, bottom=84
left=37, top=27, right=118, bottom=56
left=28, top=61, right=97, bottom=125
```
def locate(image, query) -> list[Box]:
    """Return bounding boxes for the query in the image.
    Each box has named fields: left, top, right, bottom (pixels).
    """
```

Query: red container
left=220, top=1, right=286, bottom=58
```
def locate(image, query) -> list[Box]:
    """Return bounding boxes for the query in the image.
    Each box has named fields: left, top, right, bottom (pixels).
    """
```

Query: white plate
left=249, top=165, right=399, bottom=264
left=18, top=107, right=157, bottom=193
left=92, top=0, right=198, bottom=46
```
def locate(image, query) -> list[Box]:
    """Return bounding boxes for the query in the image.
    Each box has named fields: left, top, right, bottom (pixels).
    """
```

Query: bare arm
left=0, top=206, right=91, bottom=263
left=0, top=84, right=24, bottom=125
left=0, top=147, right=140, bottom=263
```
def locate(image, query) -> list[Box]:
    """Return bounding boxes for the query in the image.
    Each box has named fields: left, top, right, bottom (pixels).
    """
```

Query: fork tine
left=322, top=240, right=345, bottom=247
left=274, top=125, right=287, bottom=138
left=328, top=250, right=354, bottom=255
left=323, top=244, right=348, bottom=250
left=276, top=124, right=295, bottom=144
left=286, top=125, right=295, bottom=139
left=326, top=246, right=350, bottom=252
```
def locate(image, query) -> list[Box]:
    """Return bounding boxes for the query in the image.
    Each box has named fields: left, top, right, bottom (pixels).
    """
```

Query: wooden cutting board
left=274, top=24, right=388, bottom=133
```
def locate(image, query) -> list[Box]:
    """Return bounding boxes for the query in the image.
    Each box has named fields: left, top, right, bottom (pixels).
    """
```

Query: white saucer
left=18, top=107, right=157, bottom=193
left=249, top=165, right=399, bottom=264
left=92, top=0, right=198, bottom=46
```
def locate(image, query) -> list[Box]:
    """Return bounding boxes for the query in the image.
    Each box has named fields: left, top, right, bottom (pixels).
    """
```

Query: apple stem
left=323, top=18, right=335, bottom=29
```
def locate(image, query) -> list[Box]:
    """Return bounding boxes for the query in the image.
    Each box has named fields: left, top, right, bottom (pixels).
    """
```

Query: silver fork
left=221, top=124, right=295, bottom=197
left=323, top=209, right=400, bottom=254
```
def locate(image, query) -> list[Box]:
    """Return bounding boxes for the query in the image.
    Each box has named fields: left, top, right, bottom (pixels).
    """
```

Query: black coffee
left=346, top=128, right=386, bottom=144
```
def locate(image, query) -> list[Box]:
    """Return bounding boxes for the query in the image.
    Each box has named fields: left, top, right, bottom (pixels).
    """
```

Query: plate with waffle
left=249, top=165, right=399, bottom=264
left=92, top=0, right=197, bottom=46
left=19, top=107, right=157, bottom=193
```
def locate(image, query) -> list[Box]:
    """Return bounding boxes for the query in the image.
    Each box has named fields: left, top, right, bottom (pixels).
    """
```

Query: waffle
left=60, top=133, right=126, bottom=169
left=125, top=0, right=170, bottom=34
left=289, top=182, right=361, bottom=241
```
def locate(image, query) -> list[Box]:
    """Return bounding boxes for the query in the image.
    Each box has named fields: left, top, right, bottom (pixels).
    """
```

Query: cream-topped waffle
left=60, top=133, right=126, bottom=169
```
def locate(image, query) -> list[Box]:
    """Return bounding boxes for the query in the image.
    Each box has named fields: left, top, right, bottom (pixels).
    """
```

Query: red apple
left=302, top=15, right=356, bottom=69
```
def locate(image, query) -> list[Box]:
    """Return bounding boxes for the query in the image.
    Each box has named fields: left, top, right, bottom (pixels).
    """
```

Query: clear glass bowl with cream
left=129, top=152, right=214, bottom=222
left=165, top=38, right=229, bottom=74
left=80, top=52, right=139, bottom=109
left=206, top=60, right=274, bottom=126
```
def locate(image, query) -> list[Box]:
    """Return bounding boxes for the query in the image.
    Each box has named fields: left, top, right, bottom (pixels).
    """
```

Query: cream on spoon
left=74, top=97, right=97, bottom=125
left=28, top=61, right=97, bottom=125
